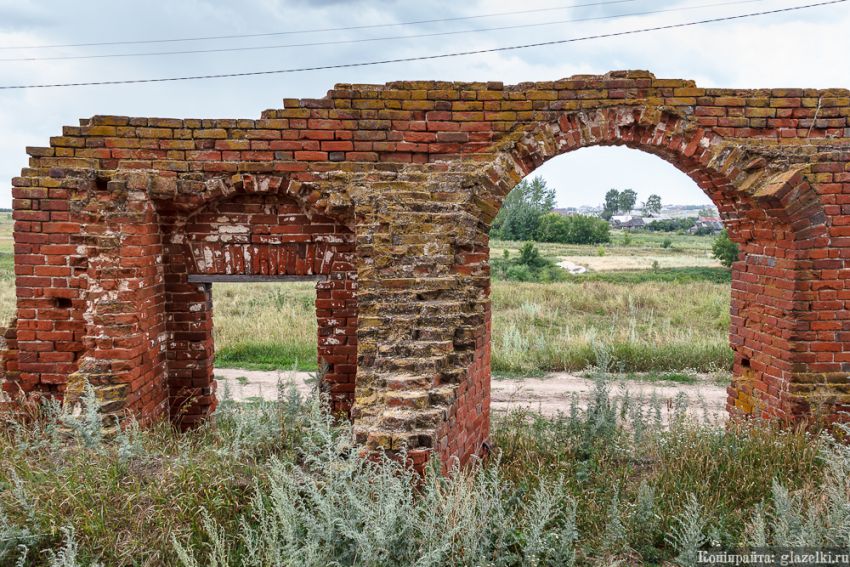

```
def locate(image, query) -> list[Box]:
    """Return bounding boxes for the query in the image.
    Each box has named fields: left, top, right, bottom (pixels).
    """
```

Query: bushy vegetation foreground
left=2, top=378, right=848, bottom=566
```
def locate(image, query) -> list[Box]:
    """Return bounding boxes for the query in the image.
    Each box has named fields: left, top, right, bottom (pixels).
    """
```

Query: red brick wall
left=435, top=305, right=491, bottom=470
left=2, top=70, right=848, bottom=468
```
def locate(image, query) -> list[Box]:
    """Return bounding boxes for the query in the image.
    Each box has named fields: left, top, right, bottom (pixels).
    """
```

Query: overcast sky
left=0, top=0, right=847, bottom=209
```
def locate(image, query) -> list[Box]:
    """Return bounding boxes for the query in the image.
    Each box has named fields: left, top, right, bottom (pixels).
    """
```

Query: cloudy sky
left=0, top=0, right=847, bottom=209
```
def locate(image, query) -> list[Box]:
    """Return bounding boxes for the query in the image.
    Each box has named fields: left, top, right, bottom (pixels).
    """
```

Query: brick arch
left=478, top=106, right=823, bottom=237
left=410, top=107, right=832, bottom=469
left=152, top=172, right=356, bottom=231
left=3, top=71, right=850, bottom=471
left=160, top=181, right=358, bottom=426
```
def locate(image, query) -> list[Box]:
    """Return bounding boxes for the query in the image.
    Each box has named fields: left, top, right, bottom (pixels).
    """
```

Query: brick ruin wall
left=1, top=70, right=849, bottom=468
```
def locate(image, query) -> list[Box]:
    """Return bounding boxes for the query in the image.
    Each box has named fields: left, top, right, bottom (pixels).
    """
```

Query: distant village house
left=609, top=214, right=646, bottom=229
left=688, top=216, right=723, bottom=234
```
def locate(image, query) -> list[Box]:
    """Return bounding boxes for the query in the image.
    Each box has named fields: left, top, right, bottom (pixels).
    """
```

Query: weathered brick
left=4, top=70, right=850, bottom=471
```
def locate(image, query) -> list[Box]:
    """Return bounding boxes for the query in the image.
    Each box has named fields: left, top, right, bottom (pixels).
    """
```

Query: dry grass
left=1, top=385, right=837, bottom=566
left=0, top=273, right=15, bottom=325
left=491, top=280, right=731, bottom=374
left=0, top=213, right=14, bottom=325
left=208, top=278, right=731, bottom=374
left=491, top=230, right=715, bottom=258
left=558, top=254, right=721, bottom=271
left=0, top=388, right=308, bottom=567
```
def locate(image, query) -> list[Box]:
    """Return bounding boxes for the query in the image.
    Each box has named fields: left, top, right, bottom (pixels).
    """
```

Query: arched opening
left=487, top=145, right=732, bottom=418
left=160, top=189, right=357, bottom=428
left=436, top=106, right=827, bottom=466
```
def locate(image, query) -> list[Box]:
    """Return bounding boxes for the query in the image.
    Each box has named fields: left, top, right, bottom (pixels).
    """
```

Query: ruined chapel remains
left=2, top=70, right=849, bottom=467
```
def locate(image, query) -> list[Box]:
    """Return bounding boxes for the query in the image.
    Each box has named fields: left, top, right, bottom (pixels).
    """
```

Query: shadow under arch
left=461, top=105, right=829, bottom=441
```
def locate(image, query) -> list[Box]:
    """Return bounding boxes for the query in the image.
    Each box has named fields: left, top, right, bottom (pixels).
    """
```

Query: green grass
left=571, top=266, right=731, bottom=284
left=492, top=280, right=731, bottom=374
left=493, top=412, right=829, bottom=558
left=215, top=343, right=318, bottom=371
left=2, top=383, right=844, bottom=566
left=0, top=393, right=305, bottom=566
left=607, top=228, right=715, bottom=251
left=491, top=230, right=716, bottom=260
left=208, top=277, right=733, bottom=376
left=0, top=213, right=15, bottom=324
left=207, top=270, right=732, bottom=376
left=211, top=282, right=319, bottom=371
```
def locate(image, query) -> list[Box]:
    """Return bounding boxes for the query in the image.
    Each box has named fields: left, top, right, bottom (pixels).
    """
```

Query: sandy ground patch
left=557, top=260, right=587, bottom=274
left=559, top=254, right=721, bottom=271
left=491, top=372, right=726, bottom=422
left=214, top=368, right=727, bottom=422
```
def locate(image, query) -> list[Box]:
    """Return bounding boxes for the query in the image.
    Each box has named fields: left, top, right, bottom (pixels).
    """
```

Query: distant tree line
left=491, top=177, right=610, bottom=244
left=643, top=218, right=696, bottom=232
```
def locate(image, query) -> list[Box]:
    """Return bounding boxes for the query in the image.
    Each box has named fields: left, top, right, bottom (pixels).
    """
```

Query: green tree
left=712, top=229, right=739, bottom=268
left=536, top=213, right=610, bottom=244
left=518, top=241, right=544, bottom=267
left=618, top=189, right=638, bottom=214
left=602, top=189, right=620, bottom=220
left=491, top=176, right=555, bottom=241
left=491, top=242, right=567, bottom=282
left=536, top=213, right=571, bottom=243
left=645, top=218, right=696, bottom=232
left=568, top=214, right=611, bottom=244
left=644, top=194, right=662, bottom=216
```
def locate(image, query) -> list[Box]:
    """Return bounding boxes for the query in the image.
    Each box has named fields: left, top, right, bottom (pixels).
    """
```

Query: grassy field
left=2, top=382, right=845, bottom=566
left=0, top=219, right=731, bottom=375
left=492, top=279, right=730, bottom=375
left=212, top=282, right=319, bottom=371
left=491, top=230, right=716, bottom=259
left=213, top=232, right=731, bottom=374
left=211, top=273, right=732, bottom=375
left=0, top=213, right=15, bottom=325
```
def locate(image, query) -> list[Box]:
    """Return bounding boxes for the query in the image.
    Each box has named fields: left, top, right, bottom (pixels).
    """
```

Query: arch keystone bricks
left=2, top=70, right=850, bottom=467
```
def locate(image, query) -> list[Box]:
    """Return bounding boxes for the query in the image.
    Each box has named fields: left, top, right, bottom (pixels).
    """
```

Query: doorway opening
left=195, top=276, right=322, bottom=403
left=164, top=191, right=357, bottom=426
left=487, top=145, right=733, bottom=418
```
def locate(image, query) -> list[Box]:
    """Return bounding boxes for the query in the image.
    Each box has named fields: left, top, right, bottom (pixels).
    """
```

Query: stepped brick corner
left=2, top=70, right=849, bottom=467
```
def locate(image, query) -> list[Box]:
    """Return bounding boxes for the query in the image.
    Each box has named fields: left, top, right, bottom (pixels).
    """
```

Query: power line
left=0, top=0, right=639, bottom=51
left=0, top=0, right=771, bottom=63
left=0, top=0, right=843, bottom=91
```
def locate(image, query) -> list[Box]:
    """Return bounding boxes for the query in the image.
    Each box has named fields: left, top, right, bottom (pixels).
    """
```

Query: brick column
left=0, top=320, right=19, bottom=410
left=68, top=173, right=168, bottom=424
left=316, top=270, right=359, bottom=415
left=8, top=168, right=89, bottom=402
left=350, top=172, right=490, bottom=469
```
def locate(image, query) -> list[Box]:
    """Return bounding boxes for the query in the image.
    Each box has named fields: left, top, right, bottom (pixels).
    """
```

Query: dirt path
left=490, top=372, right=727, bottom=421
left=215, top=368, right=728, bottom=421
